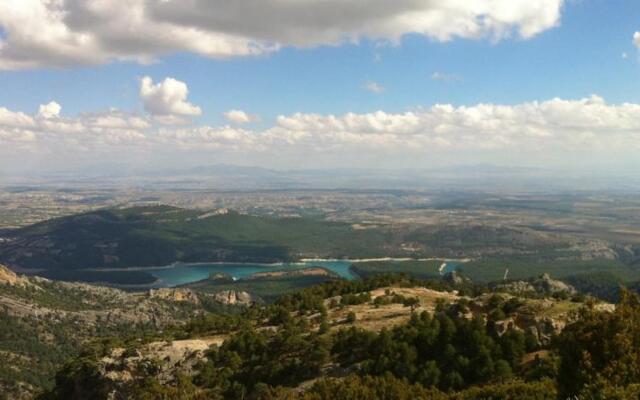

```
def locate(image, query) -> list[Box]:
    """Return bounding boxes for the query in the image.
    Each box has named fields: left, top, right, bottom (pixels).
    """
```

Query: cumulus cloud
left=634, top=32, right=640, bottom=48
left=0, top=103, right=149, bottom=154
left=3, top=95, right=640, bottom=170
left=0, top=107, right=35, bottom=128
left=0, top=0, right=565, bottom=69
left=223, top=109, right=258, bottom=124
left=363, top=81, right=384, bottom=94
left=139, top=76, right=201, bottom=124
left=38, top=101, right=61, bottom=119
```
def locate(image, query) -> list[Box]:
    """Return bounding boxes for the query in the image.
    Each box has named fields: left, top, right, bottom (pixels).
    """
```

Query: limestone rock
left=148, top=288, right=200, bottom=305
left=494, top=281, right=536, bottom=294
left=0, top=264, right=28, bottom=286
left=531, top=273, right=576, bottom=295
left=213, top=290, right=255, bottom=305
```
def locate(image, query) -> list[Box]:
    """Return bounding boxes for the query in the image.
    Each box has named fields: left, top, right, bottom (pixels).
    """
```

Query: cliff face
left=212, top=290, right=255, bottom=305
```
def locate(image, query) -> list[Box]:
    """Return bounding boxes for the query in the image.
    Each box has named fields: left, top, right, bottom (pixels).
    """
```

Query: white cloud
left=634, top=31, right=640, bottom=48
left=0, top=104, right=149, bottom=159
left=0, top=107, right=35, bottom=128
left=139, top=76, right=201, bottom=124
left=38, top=101, right=61, bottom=119
left=363, top=81, right=384, bottom=94
left=4, top=95, right=640, bottom=171
left=223, top=109, right=258, bottom=124
left=431, top=72, right=462, bottom=82
left=0, top=0, right=565, bottom=69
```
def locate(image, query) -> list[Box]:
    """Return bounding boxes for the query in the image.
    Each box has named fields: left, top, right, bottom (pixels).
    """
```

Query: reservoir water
left=150, top=260, right=355, bottom=287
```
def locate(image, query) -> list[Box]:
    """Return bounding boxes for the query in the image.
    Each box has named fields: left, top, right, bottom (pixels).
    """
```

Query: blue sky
left=0, top=0, right=640, bottom=174
left=0, top=0, right=638, bottom=124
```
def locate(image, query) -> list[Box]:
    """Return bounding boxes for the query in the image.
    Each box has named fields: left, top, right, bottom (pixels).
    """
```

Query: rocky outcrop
left=213, top=290, right=255, bottom=305
left=82, top=336, right=228, bottom=398
left=531, top=273, right=576, bottom=295
left=514, top=313, right=568, bottom=346
left=494, top=273, right=576, bottom=296
left=148, top=288, right=200, bottom=305
left=494, top=281, right=536, bottom=294
left=0, top=269, right=202, bottom=326
left=489, top=308, right=570, bottom=346
left=100, top=338, right=224, bottom=385
left=0, top=267, right=214, bottom=399
left=0, top=264, right=29, bottom=286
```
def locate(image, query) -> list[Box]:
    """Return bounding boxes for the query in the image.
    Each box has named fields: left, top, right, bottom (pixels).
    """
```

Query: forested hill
left=3, top=260, right=638, bottom=399
left=36, top=273, right=640, bottom=400
left=2, top=205, right=634, bottom=288
left=0, top=205, right=392, bottom=272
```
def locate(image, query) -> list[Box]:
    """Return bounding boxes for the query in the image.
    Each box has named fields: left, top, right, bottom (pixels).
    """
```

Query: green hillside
left=2, top=205, right=635, bottom=287
left=0, top=205, right=391, bottom=275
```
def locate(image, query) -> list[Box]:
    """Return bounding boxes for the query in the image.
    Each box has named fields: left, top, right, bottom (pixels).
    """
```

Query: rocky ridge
left=493, top=273, right=577, bottom=296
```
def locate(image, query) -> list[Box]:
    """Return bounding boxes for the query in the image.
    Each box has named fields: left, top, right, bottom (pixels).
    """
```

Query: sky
left=1, top=0, right=640, bottom=176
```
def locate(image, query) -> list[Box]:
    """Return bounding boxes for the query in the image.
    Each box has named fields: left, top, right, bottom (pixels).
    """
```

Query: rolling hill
left=0, top=205, right=393, bottom=283
left=2, top=204, right=636, bottom=287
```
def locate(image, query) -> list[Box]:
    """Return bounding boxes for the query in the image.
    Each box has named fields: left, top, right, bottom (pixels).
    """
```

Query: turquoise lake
left=149, top=260, right=355, bottom=287
left=147, top=260, right=463, bottom=287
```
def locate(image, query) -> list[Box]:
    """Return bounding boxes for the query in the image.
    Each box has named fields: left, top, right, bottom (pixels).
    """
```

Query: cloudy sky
left=1, top=0, right=640, bottom=175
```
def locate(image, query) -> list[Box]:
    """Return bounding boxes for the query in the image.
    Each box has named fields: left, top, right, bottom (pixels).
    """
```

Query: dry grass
left=522, top=298, right=582, bottom=318
left=326, top=286, right=460, bottom=332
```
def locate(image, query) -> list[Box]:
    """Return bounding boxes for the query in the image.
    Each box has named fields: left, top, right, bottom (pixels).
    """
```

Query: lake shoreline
left=88, top=257, right=472, bottom=273
left=87, top=261, right=290, bottom=272
left=301, top=257, right=472, bottom=263
left=84, top=257, right=471, bottom=288
left=88, top=257, right=471, bottom=273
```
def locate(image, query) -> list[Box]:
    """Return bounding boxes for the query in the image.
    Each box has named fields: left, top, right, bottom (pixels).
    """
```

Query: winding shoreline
left=87, top=256, right=472, bottom=273
left=300, top=257, right=472, bottom=263
left=58, top=257, right=473, bottom=290
left=87, top=261, right=289, bottom=272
